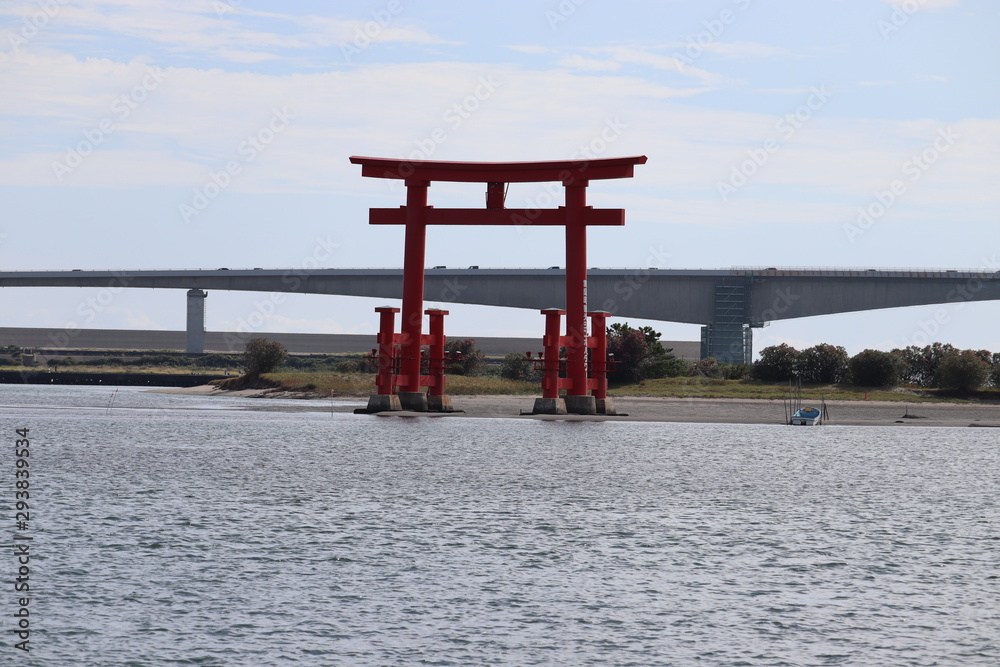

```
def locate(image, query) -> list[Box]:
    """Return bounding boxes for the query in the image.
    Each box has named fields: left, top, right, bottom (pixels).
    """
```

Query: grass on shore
left=263, top=371, right=998, bottom=403
left=7, top=363, right=995, bottom=403
left=608, top=377, right=930, bottom=401
left=263, top=371, right=537, bottom=396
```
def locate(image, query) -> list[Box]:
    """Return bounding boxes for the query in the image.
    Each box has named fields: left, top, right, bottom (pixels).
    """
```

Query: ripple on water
left=3, top=385, right=998, bottom=665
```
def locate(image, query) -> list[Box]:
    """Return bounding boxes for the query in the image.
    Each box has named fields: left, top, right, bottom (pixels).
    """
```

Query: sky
left=1, top=0, right=998, bottom=356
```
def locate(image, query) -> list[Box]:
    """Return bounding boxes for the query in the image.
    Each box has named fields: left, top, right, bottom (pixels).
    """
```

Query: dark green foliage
left=689, top=357, right=723, bottom=378
left=607, top=324, right=650, bottom=385
left=282, top=354, right=343, bottom=371
left=606, top=323, right=686, bottom=385
left=848, top=349, right=901, bottom=387
left=893, top=344, right=995, bottom=390
left=445, top=339, right=485, bottom=376
left=1, top=345, right=23, bottom=365
left=91, top=356, right=125, bottom=366
left=499, top=352, right=535, bottom=381
left=934, top=351, right=990, bottom=392
left=128, top=354, right=183, bottom=367
left=194, top=353, right=240, bottom=368
left=336, top=356, right=377, bottom=373
left=689, top=359, right=750, bottom=380
left=893, top=343, right=958, bottom=387
left=721, top=363, right=751, bottom=380
left=645, top=349, right=690, bottom=379
left=797, top=343, right=849, bottom=383
left=752, top=344, right=799, bottom=382
left=242, top=338, right=288, bottom=375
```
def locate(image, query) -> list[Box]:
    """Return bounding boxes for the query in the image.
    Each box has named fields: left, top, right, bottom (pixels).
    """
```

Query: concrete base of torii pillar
left=564, top=395, right=597, bottom=415
left=531, top=397, right=567, bottom=415
left=365, top=394, right=402, bottom=413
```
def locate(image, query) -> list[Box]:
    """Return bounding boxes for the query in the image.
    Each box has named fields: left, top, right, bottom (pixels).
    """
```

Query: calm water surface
left=1, top=385, right=997, bottom=666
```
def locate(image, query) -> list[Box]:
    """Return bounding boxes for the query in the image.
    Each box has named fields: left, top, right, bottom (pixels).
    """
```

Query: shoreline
left=148, top=385, right=1000, bottom=427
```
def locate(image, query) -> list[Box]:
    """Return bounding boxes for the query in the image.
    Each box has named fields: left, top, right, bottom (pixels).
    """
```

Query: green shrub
left=797, top=344, right=849, bottom=383
left=752, top=344, right=799, bottom=382
left=848, top=349, right=900, bottom=387
left=499, top=352, right=535, bottom=381
left=336, top=356, right=377, bottom=373
left=689, top=357, right=724, bottom=378
left=242, top=338, right=288, bottom=375
left=445, top=339, right=485, bottom=376
left=934, top=352, right=990, bottom=392
left=721, top=363, right=751, bottom=380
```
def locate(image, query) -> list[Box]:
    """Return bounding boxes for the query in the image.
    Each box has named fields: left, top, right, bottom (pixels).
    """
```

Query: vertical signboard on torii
left=350, top=155, right=647, bottom=415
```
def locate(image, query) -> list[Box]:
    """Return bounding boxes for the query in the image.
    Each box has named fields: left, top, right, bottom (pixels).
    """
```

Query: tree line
left=753, top=342, right=1000, bottom=391
left=255, top=329, right=999, bottom=393
left=499, top=328, right=1000, bottom=393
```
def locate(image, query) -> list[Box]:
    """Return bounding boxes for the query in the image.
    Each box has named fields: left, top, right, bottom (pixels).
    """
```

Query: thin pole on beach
left=105, top=388, right=119, bottom=414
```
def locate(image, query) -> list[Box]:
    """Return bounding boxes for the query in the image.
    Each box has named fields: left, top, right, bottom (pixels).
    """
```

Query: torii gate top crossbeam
left=349, top=155, right=647, bottom=184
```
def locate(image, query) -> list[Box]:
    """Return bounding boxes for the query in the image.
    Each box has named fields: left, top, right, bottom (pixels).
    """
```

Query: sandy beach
left=150, top=385, right=1000, bottom=428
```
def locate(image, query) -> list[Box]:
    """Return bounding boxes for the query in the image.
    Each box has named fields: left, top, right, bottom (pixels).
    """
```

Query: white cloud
left=505, top=44, right=728, bottom=86
left=1, top=40, right=995, bottom=249
left=215, top=49, right=282, bottom=64
left=695, top=41, right=788, bottom=59
left=3, top=1, right=449, bottom=64
left=505, top=45, right=553, bottom=55
left=880, top=0, right=960, bottom=8
left=555, top=54, right=621, bottom=72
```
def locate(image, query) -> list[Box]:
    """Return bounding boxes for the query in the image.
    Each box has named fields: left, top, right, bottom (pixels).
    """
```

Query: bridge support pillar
left=186, top=289, right=207, bottom=354
left=700, top=323, right=752, bottom=365
left=700, top=277, right=753, bottom=364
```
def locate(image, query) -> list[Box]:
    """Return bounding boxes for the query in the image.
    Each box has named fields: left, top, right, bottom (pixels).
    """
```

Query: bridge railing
left=729, top=266, right=999, bottom=278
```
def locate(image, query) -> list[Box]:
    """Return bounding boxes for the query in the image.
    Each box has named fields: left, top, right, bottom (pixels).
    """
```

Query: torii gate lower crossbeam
left=350, top=155, right=647, bottom=414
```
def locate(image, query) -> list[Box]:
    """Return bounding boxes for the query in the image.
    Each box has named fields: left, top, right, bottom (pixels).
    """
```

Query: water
left=1, top=385, right=997, bottom=666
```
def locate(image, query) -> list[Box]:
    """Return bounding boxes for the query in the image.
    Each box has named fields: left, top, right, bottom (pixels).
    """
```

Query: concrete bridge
left=1, top=267, right=997, bottom=362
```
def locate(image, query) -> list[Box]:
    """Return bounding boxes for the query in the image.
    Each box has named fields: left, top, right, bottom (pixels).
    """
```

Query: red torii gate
left=350, top=155, right=647, bottom=415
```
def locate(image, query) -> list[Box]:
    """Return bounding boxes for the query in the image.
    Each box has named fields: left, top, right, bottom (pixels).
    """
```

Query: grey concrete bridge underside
left=1, top=268, right=997, bottom=362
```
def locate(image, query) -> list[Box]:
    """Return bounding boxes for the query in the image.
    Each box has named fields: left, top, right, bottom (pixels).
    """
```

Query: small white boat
left=790, top=406, right=822, bottom=426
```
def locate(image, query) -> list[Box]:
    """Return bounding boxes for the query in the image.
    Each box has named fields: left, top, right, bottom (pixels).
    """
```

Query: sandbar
left=149, top=385, right=1000, bottom=427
